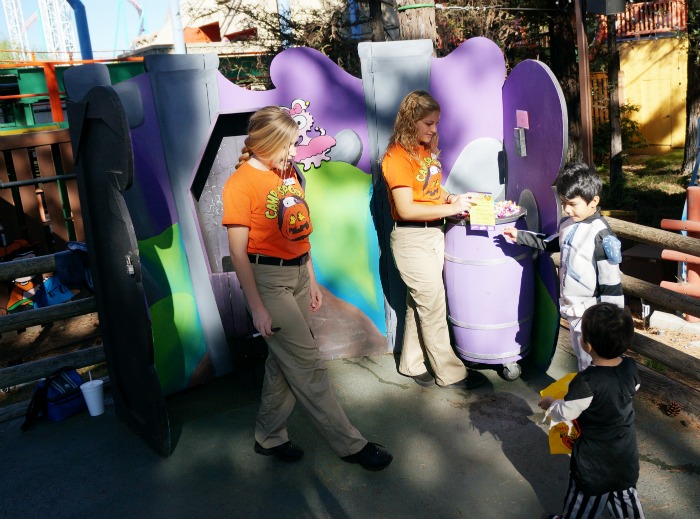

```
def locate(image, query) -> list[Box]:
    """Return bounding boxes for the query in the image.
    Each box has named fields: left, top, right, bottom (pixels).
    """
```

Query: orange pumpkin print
left=278, top=195, right=313, bottom=241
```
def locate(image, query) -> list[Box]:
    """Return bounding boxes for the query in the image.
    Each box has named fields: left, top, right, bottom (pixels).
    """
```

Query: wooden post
left=575, top=0, right=594, bottom=164
left=396, top=1, right=437, bottom=47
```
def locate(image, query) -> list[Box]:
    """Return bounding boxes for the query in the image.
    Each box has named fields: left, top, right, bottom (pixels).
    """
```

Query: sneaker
left=254, top=441, right=304, bottom=462
left=342, top=442, right=393, bottom=471
left=411, top=372, right=435, bottom=387
left=439, top=370, right=488, bottom=390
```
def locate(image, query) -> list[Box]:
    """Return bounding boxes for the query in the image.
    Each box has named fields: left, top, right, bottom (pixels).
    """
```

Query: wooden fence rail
left=0, top=129, right=81, bottom=255
left=0, top=253, right=104, bottom=422
left=551, top=216, right=700, bottom=388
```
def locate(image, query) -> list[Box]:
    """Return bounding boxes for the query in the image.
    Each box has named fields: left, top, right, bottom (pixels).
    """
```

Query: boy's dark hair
left=555, top=162, right=602, bottom=203
left=581, top=303, right=634, bottom=359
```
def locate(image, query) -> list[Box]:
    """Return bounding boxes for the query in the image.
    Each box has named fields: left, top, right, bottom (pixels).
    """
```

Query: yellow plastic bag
left=548, top=420, right=580, bottom=454
left=540, top=373, right=580, bottom=455
left=539, top=372, right=577, bottom=400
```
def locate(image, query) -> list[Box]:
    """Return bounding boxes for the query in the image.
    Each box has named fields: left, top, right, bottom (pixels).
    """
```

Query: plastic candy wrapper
left=494, top=200, right=522, bottom=219
left=540, top=372, right=580, bottom=455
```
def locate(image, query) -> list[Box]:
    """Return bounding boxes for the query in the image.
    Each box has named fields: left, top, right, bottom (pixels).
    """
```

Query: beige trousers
left=249, top=262, right=366, bottom=457
left=390, top=226, right=468, bottom=386
left=567, top=316, right=592, bottom=371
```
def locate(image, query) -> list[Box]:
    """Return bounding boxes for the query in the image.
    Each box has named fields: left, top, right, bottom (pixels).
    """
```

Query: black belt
left=395, top=219, right=444, bottom=228
left=248, top=253, right=309, bottom=266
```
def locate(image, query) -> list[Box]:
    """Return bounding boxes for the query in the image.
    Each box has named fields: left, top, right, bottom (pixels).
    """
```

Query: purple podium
left=444, top=213, right=534, bottom=380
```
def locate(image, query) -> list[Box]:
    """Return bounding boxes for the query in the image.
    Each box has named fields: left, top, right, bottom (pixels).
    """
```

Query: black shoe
left=411, top=371, right=435, bottom=387
left=342, top=442, right=393, bottom=471
left=439, top=371, right=488, bottom=390
left=254, top=441, right=304, bottom=462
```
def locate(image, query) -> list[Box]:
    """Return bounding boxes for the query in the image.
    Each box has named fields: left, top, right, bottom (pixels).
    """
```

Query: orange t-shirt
left=221, top=161, right=312, bottom=259
left=381, top=144, right=443, bottom=221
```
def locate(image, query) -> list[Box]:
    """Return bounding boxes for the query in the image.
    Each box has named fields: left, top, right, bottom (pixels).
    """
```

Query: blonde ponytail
left=236, top=107, right=298, bottom=170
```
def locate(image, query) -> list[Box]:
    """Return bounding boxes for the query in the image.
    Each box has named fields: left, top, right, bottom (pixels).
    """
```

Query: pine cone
left=666, top=400, right=681, bottom=417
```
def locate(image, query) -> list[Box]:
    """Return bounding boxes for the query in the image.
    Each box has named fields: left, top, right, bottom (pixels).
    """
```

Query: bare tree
left=549, top=6, right=583, bottom=161
left=433, top=1, right=519, bottom=58
left=368, top=0, right=386, bottom=41
left=682, top=1, right=700, bottom=176
left=187, top=2, right=374, bottom=81
left=607, top=14, right=623, bottom=191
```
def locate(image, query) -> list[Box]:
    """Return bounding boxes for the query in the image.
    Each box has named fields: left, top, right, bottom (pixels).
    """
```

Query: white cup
left=80, top=379, right=105, bottom=416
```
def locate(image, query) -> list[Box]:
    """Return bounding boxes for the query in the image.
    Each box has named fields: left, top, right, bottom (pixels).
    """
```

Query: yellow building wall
left=620, top=37, right=687, bottom=153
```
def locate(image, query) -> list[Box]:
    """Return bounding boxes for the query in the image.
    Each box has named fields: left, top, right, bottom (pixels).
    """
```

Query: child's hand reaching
left=538, top=395, right=554, bottom=410
left=503, top=226, right=518, bottom=242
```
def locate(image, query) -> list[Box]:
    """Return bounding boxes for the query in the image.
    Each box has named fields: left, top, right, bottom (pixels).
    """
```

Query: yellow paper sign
left=468, top=193, right=495, bottom=230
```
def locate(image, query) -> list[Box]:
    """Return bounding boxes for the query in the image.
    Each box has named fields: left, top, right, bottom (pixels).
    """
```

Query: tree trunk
left=368, top=0, right=386, bottom=42
left=549, top=9, right=582, bottom=162
left=608, top=15, right=623, bottom=193
left=682, top=2, right=700, bottom=177
left=396, top=0, right=436, bottom=44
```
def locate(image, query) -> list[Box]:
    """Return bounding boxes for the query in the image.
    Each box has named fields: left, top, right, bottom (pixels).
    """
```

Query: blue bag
left=21, top=368, right=87, bottom=430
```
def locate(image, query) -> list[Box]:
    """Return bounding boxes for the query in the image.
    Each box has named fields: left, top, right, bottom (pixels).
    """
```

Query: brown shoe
left=254, top=441, right=304, bottom=462
left=411, top=372, right=435, bottom=387
left=342, top=442, right=393, bottom=471
left=439, top=371, right=488, bottom=390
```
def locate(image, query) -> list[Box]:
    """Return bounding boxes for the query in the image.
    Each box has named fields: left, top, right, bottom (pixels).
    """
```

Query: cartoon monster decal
left=288, top=98, right=336, bottom=171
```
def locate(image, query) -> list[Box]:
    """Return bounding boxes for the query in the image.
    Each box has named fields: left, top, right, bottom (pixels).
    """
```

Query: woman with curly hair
left=382, top=90, right=485, bottom=390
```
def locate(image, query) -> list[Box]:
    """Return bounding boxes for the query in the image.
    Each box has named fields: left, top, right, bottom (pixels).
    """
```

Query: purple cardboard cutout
left=431, top=37, right=506, bottom=178
left=125, top=74, right=179, bottom=238
left=503, top=60, right=567, bottom=235
left=502, top=60, right=567, bottom=370
left=217, top=47, right=371, bottom=174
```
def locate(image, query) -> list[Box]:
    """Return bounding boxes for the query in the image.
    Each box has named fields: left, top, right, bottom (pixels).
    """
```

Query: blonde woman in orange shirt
left=222, top=106, right=392, bottom=470
left=382, top=91, right=485, bottom=390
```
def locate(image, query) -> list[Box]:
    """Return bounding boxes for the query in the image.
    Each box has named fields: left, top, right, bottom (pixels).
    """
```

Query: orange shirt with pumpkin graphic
left=222, top=161, right=312, bottom=259
left=381, top=144, right=443, bottom=221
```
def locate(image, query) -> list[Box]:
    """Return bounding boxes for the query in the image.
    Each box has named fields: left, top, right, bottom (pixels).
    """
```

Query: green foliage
left=435, top=1, right=520, bottom=57
left=188, top=3, right=364, bottom=85
left=0, top=38, right=23, bottom=61
left=597, top=150, right=689, bottom=227
left=593, top=102, right=648, bottom=163
left=641, top=356, right=667, bottom=373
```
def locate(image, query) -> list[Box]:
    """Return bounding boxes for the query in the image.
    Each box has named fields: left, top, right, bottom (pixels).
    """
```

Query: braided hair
left=236, top=106, right=299, bottom=169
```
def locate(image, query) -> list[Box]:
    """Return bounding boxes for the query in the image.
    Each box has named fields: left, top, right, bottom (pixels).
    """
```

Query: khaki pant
left=249, top=262, right=366, bottom=457
left=567, top=316, right=592, bottom=371
left=390, top=226, right=467, bottom=386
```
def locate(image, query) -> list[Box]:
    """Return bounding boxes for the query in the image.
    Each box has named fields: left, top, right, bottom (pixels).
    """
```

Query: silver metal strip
left=444, top=251, right=534, bottom=266
left=449, top=314, right=533, bottom=330
left=458, top=349, right=525, bottom=360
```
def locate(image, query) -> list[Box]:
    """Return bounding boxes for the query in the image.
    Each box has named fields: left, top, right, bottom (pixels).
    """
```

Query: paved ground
left=1, top=343, right=698, bottom=519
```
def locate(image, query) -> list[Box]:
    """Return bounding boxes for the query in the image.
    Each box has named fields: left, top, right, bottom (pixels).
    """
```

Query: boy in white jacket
left=504, top=162, right=624, bottom=370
